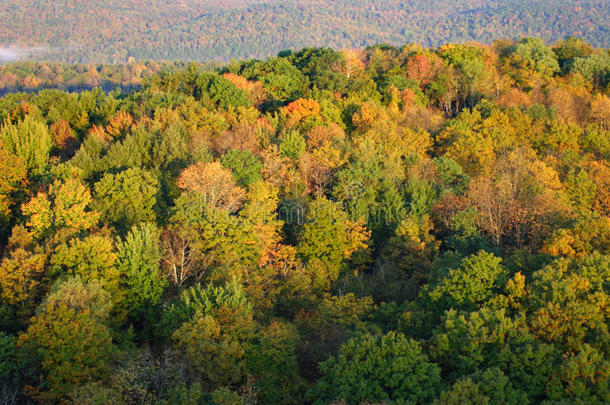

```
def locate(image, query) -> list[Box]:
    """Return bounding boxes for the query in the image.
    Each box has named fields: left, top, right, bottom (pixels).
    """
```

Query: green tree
left=0, top=332, right=26, bottom=397
left=572, top=53, right=610, bottom=90
left=242, top=57, right=308, bottom=103
left=308, top=331, right=441, bottom=405
left=49, top=233, right=123, bottom=318
left=430, top=307, right=525, bottom=377
left=526, top=259, right=609, bottom=352
left=425, top=251, right=507, bottom=312
left=21, top=178, right=100, bottom=243
left=332, top=159, right=405, bottom=240
left=0, top=148, right=27, bottom=239
left=18, top=277, right=115, bottom=401
left=168, top=192, right=264, bottom=283
left=552, top=344, right=610, bottom=402
left=279, top=130, right=306, bottom=161
left=196, top=72, right=252, bottom=109
left=116, top=223, right=167, bottom=318
left=159, top=280, right=252, bottom=340
left=0, top=115, right=53, bottom=177
left=289, top=47, right=348, bottom=92
left=172, top=282, right=256, bottom=388
left=93, top=168, right=159, bottom=233
left=505, top=38, right=560, bottom=87
left=438, top=44, right=487, bottom=108
left=246, top=321, right=305, bottom=404
left=433, top=367, right=527, bottom=405
left=513, top=38, right=560, bottom=77
left=297, top=197, right=370, bottom=290
left=220, top=149, right=263, bottom=187
left=553, top=37, right=594, bottom=73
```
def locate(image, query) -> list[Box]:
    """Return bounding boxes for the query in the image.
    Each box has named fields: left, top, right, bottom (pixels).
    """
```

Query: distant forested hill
left=0, top=0, right=609, bottom=63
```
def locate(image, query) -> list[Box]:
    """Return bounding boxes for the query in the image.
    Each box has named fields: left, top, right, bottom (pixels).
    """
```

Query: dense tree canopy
left=0, top=37, right=609, bottom=404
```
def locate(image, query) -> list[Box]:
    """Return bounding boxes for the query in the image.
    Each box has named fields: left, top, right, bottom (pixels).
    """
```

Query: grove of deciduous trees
left=0, top=37, right=609, bottom=404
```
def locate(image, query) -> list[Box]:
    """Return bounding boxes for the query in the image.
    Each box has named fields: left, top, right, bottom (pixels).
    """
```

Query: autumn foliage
left=0, top=38, right=609, bottom=404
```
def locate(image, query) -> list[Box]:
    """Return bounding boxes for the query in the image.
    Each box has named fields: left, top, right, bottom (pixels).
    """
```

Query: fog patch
left=0, top=46, right=49, bottom=62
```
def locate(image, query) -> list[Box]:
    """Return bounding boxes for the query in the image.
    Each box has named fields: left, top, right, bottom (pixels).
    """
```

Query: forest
left=1, top=0, right=609, bottom=63
left=0, top=36, right=609, bottom=404
left=0, top=61, right=220, bottom=96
